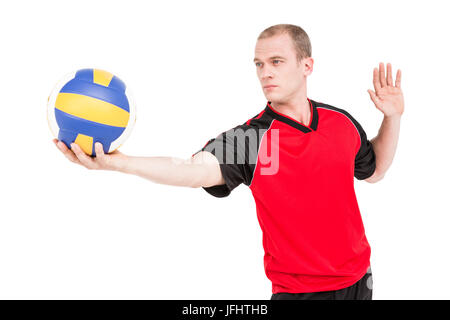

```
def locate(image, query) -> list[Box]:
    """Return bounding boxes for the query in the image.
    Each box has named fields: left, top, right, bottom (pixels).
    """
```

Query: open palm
left=368, top=62, right=404, bottom=117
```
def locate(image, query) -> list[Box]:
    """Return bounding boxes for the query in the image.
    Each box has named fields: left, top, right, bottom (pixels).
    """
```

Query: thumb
left=94, top=142, right=106, bottom=160
left=367, top=89, right=381, bottom=106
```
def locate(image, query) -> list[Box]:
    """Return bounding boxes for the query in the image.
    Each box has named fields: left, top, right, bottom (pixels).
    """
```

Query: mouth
left=264, top=85, right=277, bottom=90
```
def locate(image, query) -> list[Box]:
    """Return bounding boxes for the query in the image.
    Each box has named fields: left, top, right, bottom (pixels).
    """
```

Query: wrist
left=110, top=155, right=130, bottom=173
left=384, top=113, right=402, bottom=121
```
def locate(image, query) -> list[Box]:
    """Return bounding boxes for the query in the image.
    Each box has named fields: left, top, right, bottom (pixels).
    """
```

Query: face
left=254, top=33, right=313, bottom=104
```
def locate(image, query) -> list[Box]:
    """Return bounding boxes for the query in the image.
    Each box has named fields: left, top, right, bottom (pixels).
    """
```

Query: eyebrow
left=253, top=56, right=286, bottom=62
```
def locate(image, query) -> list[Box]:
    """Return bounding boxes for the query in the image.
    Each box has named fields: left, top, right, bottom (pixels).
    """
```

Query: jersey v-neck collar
left=264, top=98, right=319, bottom=133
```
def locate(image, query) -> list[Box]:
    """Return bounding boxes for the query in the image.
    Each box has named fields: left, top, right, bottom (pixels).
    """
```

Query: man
left=54, top=24, right=404, bottom=300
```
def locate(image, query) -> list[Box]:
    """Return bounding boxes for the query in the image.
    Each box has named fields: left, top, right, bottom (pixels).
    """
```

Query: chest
left=250, top=115, right=360, bottom=190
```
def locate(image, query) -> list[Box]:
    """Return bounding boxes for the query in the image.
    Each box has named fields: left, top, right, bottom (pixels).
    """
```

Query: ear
left=303, top=57, right=314, bottom=76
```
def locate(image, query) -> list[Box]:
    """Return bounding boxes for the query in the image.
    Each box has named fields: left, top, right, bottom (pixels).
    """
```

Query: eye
left=255, top=60, right=281, bottom=67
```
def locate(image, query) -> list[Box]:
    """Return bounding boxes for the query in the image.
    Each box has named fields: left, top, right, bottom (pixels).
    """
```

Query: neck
left=270, top=93, right=311, bottom=126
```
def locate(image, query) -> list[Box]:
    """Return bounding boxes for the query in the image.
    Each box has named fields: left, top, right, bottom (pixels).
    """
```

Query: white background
left=0, top=0, right=449, bottom=299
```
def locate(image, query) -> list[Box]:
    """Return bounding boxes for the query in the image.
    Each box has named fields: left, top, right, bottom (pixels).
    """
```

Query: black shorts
left=271, top=269, right=373, bottom=300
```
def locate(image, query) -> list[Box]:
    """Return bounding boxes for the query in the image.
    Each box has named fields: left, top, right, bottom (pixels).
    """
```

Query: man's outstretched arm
left=365, top=62, right=404, bottom=183
left=53, top=139, right=225, bottom=188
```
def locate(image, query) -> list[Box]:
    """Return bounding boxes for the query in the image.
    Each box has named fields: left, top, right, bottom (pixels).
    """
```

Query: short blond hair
left=257, top=24, right=312, bottom=62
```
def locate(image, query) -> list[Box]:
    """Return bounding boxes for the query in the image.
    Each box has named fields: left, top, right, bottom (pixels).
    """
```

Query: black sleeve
left=353, top=120, right=377, bottom=180
left=193, top=126, right=255, bottom=198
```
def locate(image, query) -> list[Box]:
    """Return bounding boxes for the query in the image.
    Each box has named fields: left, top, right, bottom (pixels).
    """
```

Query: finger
left=373, top=67, right=381, bottom=92
left=71, top=143, right=96, bottom=169
left=386, top=63, right=393, bottom=86
left=395, top=69, right=402, bottom=88
left=368, top=89, right=381, bottom=107
left=55, top=139, right=69, bottom=151
left=56, top=140, right=81, bottom=164
left=379, top=62, right=387, bottom=87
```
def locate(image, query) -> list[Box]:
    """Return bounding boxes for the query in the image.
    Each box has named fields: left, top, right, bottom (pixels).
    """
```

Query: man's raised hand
left=368, top=62, right=404, bottom=118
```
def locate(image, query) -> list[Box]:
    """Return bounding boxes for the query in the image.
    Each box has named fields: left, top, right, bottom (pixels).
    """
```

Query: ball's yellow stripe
left=55, top=92, right=129, bottom=127
left=93, top=69, right=114, bottom=87
left=74, top=133, right=93, bottom=156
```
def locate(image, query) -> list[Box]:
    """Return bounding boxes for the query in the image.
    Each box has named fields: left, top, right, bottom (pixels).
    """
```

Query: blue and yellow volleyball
left=47, top=68, right=136, bottom=156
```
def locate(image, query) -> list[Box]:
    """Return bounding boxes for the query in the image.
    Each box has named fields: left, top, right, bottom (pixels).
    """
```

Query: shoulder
left=314, top=100, right=358, bottom=123
left=242, top=107, right=274, bottom=130
left=314, top=100, right=365, bottom=138
left=202, top=107, right=272, bottom=151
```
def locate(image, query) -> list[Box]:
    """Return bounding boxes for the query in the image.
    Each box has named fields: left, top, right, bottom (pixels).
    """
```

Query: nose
left=261, top=71, right=273, bottom=81
left=259, top=66, right=274, bottom=81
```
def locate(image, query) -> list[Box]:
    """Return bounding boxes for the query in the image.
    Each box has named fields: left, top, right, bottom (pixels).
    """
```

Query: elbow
left=365, top=169, right=385, bottom=183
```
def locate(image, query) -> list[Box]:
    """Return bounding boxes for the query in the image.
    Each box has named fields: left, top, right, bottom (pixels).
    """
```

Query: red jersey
left=193, top=98, right=376, bottom=293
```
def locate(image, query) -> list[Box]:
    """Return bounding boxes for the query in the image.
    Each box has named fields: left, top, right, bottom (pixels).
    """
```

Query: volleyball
left=47, top=68, right=136, bottom=157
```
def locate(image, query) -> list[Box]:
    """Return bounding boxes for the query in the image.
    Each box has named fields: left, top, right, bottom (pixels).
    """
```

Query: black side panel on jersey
left=193, top=112, right=273, bottom=198
left=315, top=102, right=377, bottom=180
left=353, top=120, right=377, bottom=180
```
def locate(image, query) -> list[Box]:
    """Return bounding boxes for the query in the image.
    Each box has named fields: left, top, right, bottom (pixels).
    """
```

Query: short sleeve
left=353, top=121, right=376, bottom=180
left=192, top=126, right=255, bottom=198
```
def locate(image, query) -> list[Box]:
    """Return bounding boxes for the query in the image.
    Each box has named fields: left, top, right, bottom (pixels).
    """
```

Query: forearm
left=115, top=155, right=209, bottom=188
left=370, top=114, right=402, bottom=177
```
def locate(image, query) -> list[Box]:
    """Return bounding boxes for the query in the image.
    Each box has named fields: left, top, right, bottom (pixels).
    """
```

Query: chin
left=265, top=93, right=279, bottom=102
